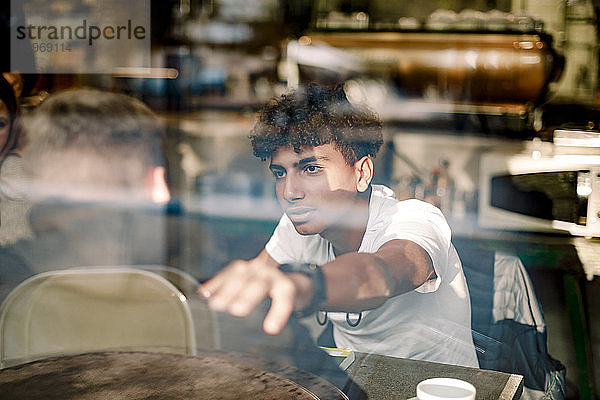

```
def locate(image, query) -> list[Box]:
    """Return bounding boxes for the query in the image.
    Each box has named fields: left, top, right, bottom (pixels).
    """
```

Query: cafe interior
left=2, top=0, right=600, bottom=399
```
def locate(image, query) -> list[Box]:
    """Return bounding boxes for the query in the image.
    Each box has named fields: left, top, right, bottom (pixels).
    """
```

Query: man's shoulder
left=370, top=184, right=396, bottom=200
left=365, top=186, right=450, bottom=247
left=370, top=185, right=441, bottom=216
left=0, top=234, right=71, bottom=275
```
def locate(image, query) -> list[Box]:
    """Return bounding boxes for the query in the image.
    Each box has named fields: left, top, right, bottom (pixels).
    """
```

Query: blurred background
left=6, top=0, right=600, bottom=398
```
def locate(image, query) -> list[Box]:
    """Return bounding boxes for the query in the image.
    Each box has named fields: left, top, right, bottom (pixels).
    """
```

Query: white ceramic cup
left=416, top=378, right=476, bottom=400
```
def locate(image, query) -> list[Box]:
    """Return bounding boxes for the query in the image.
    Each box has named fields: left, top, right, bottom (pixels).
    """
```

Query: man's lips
left=286, top=207, right=315, bottom=222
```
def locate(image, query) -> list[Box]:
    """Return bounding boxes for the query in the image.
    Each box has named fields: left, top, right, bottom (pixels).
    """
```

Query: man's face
left=269, top=143, right=362, bottom=235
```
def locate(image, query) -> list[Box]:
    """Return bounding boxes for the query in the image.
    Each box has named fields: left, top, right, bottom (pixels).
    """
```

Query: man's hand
left=198, top=239, right=434, bottom=335
left=198, top=255, right=310, bottom=335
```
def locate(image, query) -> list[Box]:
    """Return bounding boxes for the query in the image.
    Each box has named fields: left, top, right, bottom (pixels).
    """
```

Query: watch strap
left=279, top=263, right=327, bottom=319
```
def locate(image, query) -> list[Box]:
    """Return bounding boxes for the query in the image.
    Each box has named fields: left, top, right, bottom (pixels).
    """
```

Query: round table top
left=0, top=351, right=348, bottom=400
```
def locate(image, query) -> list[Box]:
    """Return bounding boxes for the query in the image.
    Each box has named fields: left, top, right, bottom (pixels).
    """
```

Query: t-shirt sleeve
left=264, top=214, right=301, bottom=265
left=369, top=199, right=452, bottom=293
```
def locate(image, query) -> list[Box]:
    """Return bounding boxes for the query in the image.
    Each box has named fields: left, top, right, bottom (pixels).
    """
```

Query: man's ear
left=149, top=166, right=171, bottom=204
left=355, top=156, right=374, bottom=193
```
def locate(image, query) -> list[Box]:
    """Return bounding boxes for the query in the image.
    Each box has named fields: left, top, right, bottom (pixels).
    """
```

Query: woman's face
left=0, top=100, right=11, bottom=153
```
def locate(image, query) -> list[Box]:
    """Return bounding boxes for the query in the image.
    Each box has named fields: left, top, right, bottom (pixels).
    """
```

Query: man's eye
left=304, top=165, right=321, bottom=174
left=271, top=170, right=285, bottom=179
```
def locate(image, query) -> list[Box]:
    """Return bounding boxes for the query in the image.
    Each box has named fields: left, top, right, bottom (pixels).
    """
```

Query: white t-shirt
left=265, top=184, right=479, bottom=368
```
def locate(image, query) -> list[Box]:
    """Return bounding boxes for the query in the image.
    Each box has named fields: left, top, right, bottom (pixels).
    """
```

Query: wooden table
left=0, top=351, right=349, bottom=400
left=345, top=352, right=523, bottom=400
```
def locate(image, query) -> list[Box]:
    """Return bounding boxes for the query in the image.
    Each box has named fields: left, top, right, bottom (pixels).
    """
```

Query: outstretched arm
left=320, top=239, right=435, bottom=312
left=199, top=239, right=435, bottom=335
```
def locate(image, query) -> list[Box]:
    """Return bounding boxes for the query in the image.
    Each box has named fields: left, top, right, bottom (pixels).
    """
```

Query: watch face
left=279, top=263, right=312, bottom=274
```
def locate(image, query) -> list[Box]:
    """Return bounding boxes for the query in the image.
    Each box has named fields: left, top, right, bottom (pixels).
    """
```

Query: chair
left=136, top=264, right=201, bottom=297
left=457, top=245, right=566, bottom=400
left=134, top=264, right=221, bottom=349
left=0, top=267, right=197, bottom=368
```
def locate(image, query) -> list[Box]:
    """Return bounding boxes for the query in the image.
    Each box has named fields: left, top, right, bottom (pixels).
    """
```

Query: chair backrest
left=136, top=265, right=200, bottom=297
left=0, top=267, right=197, bottom=368
left=135, top=264, right=220, bottom=349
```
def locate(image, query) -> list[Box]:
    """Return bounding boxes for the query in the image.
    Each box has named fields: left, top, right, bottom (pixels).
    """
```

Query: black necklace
left=316, top=311, right=362, bottom=327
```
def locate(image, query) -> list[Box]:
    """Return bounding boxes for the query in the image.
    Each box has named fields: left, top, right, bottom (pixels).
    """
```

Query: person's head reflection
left=22, top=88, right=170, bottom=205
left=15, top=88, right=170, bottom=268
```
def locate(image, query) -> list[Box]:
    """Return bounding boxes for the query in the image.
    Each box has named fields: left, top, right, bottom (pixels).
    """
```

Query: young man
left=201, top=84, right=478, bottom=368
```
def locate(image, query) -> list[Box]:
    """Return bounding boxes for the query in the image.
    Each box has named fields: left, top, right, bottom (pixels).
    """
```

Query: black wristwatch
left=279, top=263, right=327, bottom=319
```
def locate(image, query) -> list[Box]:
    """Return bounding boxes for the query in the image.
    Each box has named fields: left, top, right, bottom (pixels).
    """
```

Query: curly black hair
left=250, top=84, right=383, bottom=165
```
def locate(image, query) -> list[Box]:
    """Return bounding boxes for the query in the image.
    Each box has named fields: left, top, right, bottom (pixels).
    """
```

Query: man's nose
left=282, top=175, right=304, bottom=202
